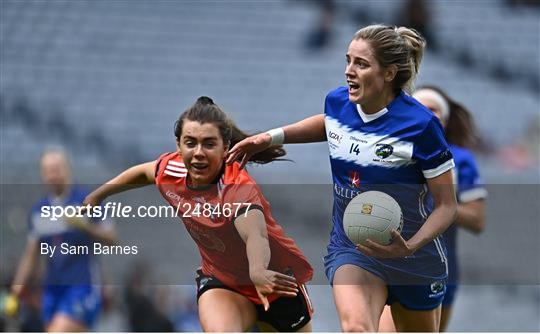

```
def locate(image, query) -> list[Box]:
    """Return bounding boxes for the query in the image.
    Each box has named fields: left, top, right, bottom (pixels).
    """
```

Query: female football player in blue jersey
left=11, top=149, right=117, bottom=331
left=228, top=24, right=457, bottom=332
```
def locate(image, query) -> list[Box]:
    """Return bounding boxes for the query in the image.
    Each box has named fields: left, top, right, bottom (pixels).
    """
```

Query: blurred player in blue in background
left=379, top=86, right=487, bottom=331
left=413, top=86, right=486, bottom=330
left=228, top=24, right=457, bottom=332
left=10, top=149, right=117, bottom=331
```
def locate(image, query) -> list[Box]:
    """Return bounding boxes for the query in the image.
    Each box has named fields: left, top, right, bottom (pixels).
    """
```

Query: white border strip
left=168, top=160, right=186, bottom=167
left=164, top=170, right=187, bottom=178
left=423, top=159, right=455, bottom=179
left=166, top=164, right=188, bottom=173
left=459, top=188, right=488, bottom=203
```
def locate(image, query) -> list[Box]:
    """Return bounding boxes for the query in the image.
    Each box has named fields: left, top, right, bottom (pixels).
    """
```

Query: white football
left=343, top=191, right=403, bottom=246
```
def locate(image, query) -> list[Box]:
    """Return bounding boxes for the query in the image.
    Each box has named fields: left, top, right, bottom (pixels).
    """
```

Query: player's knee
left=47, top=316, right=87, bottom=332
left=203, top=324, right=243, bottom=332
left=341, top=317, right=376, bottom=332
left=201, top=319, right=244, bottom=332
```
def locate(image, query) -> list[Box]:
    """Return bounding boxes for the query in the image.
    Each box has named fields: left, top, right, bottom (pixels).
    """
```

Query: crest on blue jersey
left=375, top=144, right=393, bottom=159
left=430, top=281, right=445, bottom=294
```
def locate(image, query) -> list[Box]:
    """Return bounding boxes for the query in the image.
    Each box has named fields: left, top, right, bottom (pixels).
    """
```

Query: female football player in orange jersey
left=83, top=96, right=314, bottom=332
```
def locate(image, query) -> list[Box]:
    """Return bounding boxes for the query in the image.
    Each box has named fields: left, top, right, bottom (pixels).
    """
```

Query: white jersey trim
left=356, top=104, right=390, bottom=123
left=434, top=236, right=448, bottom=275
left=164, top=170, right=187, bottom=178
left=168, top=160, right=185, bottom=167
left=166, top=164, right=188, bottom=173
left=423, top=159, right=455, bottom=179
left=418, top=183, right=428, bottom=219
left=459, top=188, right=488, bottom=203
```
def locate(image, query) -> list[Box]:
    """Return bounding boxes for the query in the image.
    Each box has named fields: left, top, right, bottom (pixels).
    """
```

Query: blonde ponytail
left=395, top=26, right=425, bottom=93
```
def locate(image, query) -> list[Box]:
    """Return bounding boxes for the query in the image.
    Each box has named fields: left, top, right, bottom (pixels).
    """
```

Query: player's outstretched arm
left=227, top=114, right=326, bottom=168
left=11, top=238, right=39, bottom=297
left=64, top=215, right=118, bottom=245
left=83, top=161, right=156, bottom=207
left=234, top=209, right=299, bottom=311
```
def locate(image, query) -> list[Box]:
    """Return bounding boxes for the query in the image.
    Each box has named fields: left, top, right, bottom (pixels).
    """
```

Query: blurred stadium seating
left=1, top=0, right=538, bottom=182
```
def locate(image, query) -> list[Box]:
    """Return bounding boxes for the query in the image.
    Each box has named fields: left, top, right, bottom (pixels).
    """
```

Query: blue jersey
left=29, top=187, right=101, bottom=286
left=445, top=144, right=487, bottom=284
left=324, top=87, right=454, bottom=276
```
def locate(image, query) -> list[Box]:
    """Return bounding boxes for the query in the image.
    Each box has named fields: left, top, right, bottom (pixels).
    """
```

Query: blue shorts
left=324, top=248, right=446, bottom=311
left=442, top=284, right=457, bottom=307
left=42, top=285, right=101, bottom=328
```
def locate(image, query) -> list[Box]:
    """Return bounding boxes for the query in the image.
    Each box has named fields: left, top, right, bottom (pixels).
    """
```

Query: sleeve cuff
left=459, top=188, right=488, bottom=202
left=231, top=204, right=264, bottom=223
left=423, top=159, right=455, bottom=179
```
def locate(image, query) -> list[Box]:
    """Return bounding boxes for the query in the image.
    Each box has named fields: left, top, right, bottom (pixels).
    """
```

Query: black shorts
left=195, top=269, right=313, bottom=332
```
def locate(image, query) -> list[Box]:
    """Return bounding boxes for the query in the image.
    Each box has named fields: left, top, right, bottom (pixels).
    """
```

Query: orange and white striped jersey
left=154, top=151, right=313, bottom=304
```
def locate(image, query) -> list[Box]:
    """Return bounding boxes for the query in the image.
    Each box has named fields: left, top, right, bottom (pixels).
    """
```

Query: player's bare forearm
left=407, top=202, right=457, bottom=253
left=234, top=210, right=299, bottom=309
left=245, top=232, right=271, bottom=275
left=227, top=114, right=326, bottom=168
left=283, top=114, right=326, bottom=143
left=408, top=170, right=457, bottom=253
left=87, top=161, right=156, bottom=203
left=455, top=200, right=485, bottom=233
left=234, top=209, right=271, bottom=274
left=11, top=239, right=39, bottom=296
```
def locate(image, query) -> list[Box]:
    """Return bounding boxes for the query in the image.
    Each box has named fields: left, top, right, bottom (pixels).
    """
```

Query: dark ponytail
left=174, top=96, right=287, bottom=164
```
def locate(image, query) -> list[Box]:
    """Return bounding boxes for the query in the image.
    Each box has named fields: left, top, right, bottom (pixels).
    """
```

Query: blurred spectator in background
left=395, top=0, right=438, bottom=52
left=497, top=115, right=540, bottom=171
left=10, top=148, right=117, bottom=331
left=123, top=261, right=174, bottom=332
left=304, top=0, right=336, bottom=51
left=169, top=287, right=201, bottom=332
left=506, top=0, right=540, bottom=9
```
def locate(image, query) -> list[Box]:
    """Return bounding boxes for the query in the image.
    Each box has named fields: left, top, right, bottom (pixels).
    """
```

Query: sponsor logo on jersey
left=375, top=143, right=394, bottom=159
left=437, top=149, right=452, bottom=164
left=333, top=184, right=361, bottom=199
left=199, top=277, right=212, bottom=289
left=328, top=131, right=342, bottom=143
left=349, top=170, right=361, bottom=188
left=349, top=135, right=367, bottom=143
left=166, top=190, right=183, bottom=202
left=291, top=316, right=306, bottom=329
